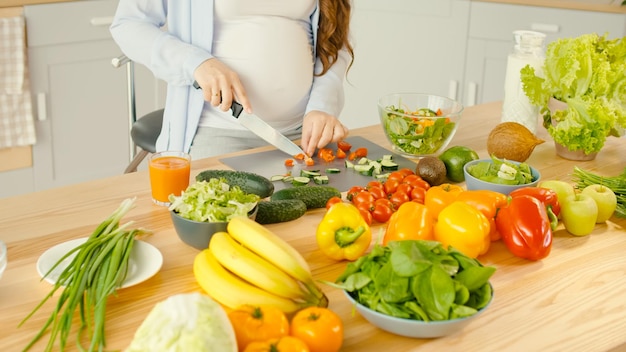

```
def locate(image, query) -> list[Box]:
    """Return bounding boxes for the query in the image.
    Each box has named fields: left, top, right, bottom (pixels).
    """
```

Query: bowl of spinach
left=378, top=93, right=463, bottom=158
left=335, top=240, right=495, bottom=338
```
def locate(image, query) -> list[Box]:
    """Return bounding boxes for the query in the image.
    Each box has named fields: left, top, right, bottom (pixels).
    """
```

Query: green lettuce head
left=521, top=33, right=626, bottom=154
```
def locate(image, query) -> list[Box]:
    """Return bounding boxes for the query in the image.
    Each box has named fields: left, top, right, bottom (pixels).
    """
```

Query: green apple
left=538, top=180, right=576, bottom=217
left=561, top=194, right=598, bottom=236
left=581, top=184, right=617, bottom=223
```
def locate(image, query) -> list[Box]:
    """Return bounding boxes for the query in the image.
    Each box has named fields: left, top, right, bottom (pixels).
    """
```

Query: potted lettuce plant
left=520, top=33, right=626, bottom=160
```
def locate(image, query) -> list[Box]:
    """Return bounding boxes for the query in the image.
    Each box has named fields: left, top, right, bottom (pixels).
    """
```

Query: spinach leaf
left=454, top=266, right=497, bottom=291
left=375, top=262, right=412, bottom=303
left=413, top=266, right=455, bottom=321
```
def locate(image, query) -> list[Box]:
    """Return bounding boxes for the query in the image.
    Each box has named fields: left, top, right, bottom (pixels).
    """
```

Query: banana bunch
left=193, top=216, right=328, bottom=313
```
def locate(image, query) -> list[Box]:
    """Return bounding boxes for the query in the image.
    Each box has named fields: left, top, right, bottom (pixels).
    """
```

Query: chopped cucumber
left=300, top=170, right=321, bottom=178
left=326, top=168, right=341, bottom=174
left=270, top=175, right=286, bottom=182
left=353, top=164, right=374, bottom=176
left=292, top=176, right=311, bottom=186
left=313, top=175, right=329, bottom=185
left=381, top=159, right=399, bottom=171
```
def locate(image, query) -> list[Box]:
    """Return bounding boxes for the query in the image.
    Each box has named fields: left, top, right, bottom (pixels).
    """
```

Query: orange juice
left=148, top=152, right=191, bottom=206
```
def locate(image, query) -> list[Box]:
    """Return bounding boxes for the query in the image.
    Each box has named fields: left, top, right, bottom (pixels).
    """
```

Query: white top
left=200, top=0, right=316, bottom=132
left=110, top=0, right=351, bottom=153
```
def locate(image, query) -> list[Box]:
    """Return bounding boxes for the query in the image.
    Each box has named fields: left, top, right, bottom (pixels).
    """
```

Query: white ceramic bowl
left=463, top=159, right=541, bottom=195
left=343, top=285, right=493, bottom=338
left=378, top=93, right=463, bottom=158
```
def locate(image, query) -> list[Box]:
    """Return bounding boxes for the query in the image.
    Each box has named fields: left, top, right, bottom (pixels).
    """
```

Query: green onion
left=19, top=198, right=151, bottom=352
left=572, top=166, right=626, bottom=218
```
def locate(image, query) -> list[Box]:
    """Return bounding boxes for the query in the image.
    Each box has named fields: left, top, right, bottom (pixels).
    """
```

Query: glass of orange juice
left=148, top=151, right=191, bottom=206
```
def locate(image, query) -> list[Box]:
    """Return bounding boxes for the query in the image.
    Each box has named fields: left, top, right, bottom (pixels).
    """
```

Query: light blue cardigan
left=111, top=0, right=351, bottom=153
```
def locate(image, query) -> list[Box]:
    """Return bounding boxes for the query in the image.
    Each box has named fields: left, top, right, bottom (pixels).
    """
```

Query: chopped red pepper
left=284, top=159, right=294, bottom=167
left=495, top=194, right=552, bottom=261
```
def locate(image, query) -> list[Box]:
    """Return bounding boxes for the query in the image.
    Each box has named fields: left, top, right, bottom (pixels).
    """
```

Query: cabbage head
left=126, top=293, right=237, bottom=352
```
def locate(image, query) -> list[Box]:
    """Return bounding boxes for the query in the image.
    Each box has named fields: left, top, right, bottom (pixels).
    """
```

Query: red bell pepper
left=495, top=194, right=552, bottom=261
left=509, top=187, right=560, bottom=230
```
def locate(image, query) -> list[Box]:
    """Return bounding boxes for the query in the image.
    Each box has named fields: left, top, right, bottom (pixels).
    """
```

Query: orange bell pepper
left=455, top=190, right=508, bottom=241
left=424, top=183, right=464, bottom=220
left=383, top=202, right=434, bottom=245
left=434, top=201, right=491, bottom=258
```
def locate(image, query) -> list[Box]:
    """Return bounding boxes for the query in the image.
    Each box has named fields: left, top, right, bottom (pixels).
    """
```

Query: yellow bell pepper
left=316, top=202, right=372, bottom=261
left=434, top=201, right=491, bottom=258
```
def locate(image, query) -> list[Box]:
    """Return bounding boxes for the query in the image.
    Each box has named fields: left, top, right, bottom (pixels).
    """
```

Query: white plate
left=37, top=237, right=163, bottom=289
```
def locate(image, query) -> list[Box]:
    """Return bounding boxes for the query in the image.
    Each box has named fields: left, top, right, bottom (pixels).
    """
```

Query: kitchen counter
left=1, top=101, right=625, bottom=352
left=4, top=0, right=626, bottom=14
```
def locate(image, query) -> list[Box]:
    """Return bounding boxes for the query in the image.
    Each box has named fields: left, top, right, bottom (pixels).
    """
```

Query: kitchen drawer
left=469, top=2, right=626, bottom=42
left=25, top=0, right=117, bottom=47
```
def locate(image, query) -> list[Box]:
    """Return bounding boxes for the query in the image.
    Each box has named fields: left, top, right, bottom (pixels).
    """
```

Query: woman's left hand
left=301, top=111, right=349, bottom=157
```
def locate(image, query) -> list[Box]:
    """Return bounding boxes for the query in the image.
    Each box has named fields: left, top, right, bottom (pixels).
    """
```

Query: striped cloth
left=0, top=16, right=35, bottom=149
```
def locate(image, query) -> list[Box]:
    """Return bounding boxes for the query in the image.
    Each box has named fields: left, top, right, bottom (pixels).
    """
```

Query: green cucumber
left=270, top=185, right=341, bottom=209
left=195, top=169, right=274, bottom=198
left=255, top=199, right=307, bottom=224
left=326, top=168, right=341, bottom=174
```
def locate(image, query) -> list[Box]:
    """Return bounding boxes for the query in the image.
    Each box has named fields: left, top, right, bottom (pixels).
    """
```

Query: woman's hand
left=301, top=111, right=349, bottom=157
left=193, top=58, right=252, bottom=113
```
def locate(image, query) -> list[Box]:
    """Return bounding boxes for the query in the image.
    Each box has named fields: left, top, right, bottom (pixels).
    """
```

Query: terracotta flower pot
left=547, top=98, right=598, bottom=161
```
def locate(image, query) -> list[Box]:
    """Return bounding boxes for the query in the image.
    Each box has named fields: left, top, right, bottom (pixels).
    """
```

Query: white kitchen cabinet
left=1, top=0, right=165, bottom=197
left=341, top=0, right=470, bottom=129
left=463, top=2, right=626, bottom=106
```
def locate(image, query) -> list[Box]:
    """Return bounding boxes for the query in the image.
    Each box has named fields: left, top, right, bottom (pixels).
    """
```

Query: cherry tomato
left=372, top=203, right=394, bottom=223
left=401, top=174, right=422, bottom=184
left=346, top=186, right=365, bottom=201
left=405, top=176, right=431, bottom=191
left=357, top=206, right=373, bottom=225
left=410, top=187, right=427, bottom=204
left=368, top=186, right=387, bottom=200
left=383, top=179, right=400, bottom=195
left=396, top=183, right=413, bottom=196
left=336, top=148, right=346, bottom=159
left=366, top=180, right=384, bottom=189
left=228, top=305, right=290, bottom=351
left=385, top=171, right=405, bottom=184
left=375, top=197, right=394, bottom=210
left=354, top=147, right=368, bottom=158
left=325, top=196, right=343, bottom=210
left=290, top=307, right=344, bottom=352
left=337, top=140, right=352, bottom=152
left=352, top=191, right=375, bottom=208
left=398, top=168, right=415, bottom=177
left=389, top=191, right=410, bottom=209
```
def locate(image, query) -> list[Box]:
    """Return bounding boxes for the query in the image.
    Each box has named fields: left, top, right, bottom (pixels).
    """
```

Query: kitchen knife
left=193, top=81, right=308, bottom=158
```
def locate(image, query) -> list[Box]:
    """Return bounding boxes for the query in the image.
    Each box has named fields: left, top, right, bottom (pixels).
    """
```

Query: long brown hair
left=316, top=0, right=354, bottom=76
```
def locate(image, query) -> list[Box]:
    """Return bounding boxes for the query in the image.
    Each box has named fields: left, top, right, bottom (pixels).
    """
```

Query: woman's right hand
left=193, top=58, right=252, bottom=114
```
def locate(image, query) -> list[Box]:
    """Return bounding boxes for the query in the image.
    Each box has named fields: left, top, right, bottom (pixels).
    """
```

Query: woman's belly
left=205, top=15, right=314, bottom=131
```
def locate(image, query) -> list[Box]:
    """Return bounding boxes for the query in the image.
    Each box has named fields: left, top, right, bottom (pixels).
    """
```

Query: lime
left=438, top=146, right=479, bottom=182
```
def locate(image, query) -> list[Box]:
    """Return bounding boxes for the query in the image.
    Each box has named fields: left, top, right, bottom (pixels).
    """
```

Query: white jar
left=501, top=30, right=546, bottom=135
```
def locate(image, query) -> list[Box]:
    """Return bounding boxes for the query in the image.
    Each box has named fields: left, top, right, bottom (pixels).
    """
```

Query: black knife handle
left=192, top=80, right=243, bottom=118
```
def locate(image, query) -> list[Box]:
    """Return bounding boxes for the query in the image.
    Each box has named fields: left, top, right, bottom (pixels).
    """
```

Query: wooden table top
left=1, top=101, right=625, bottom=352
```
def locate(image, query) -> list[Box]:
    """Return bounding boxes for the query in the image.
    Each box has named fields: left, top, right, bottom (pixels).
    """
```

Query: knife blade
left=230, top=101, right=308, bottom=158
left=193, top=81, right=308, bottom=158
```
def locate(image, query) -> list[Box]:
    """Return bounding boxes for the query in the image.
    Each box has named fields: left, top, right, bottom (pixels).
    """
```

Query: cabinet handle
left=448, top=80, right=458, bottom=100
left=37, top=93, right=47, bottom=121
left=466, top=82, right=477, bottom=107
left=530, top=23, right=559, bottom=33
left=90, top=16, right=114, bottom=27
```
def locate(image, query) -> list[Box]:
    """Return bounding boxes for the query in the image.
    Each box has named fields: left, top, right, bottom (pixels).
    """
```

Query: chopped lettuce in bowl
left=168, top=178, right=259, bottom=223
